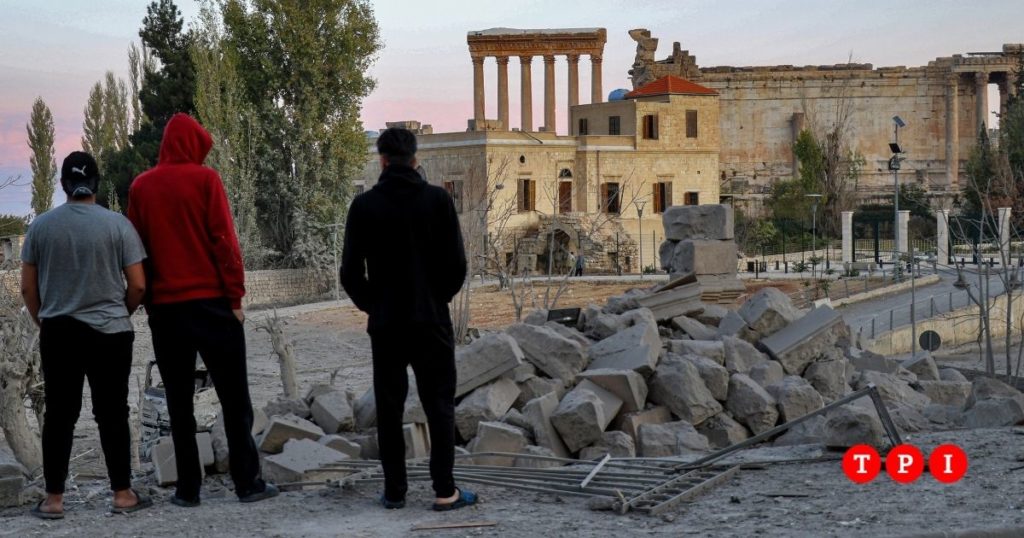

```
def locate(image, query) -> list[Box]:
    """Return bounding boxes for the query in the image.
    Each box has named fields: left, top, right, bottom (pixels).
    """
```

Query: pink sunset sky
left=1, top=0, right=1022, bottom=215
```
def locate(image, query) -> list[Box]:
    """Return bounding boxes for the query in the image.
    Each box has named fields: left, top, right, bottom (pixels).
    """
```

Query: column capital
left=471, top=56, right=485, bottom=65
left=975, top=71, right=990, bottom=83
left=496, top=56, right=509, bottom=65
left=519, top=55, right=533, bottom=65
left=590, top=55, right=603, bottom=64
left=946, top=72, right=959, bottom=85
left=543, top=55, right=555, bottom=64
left=567, top=53, right=580, bottom=63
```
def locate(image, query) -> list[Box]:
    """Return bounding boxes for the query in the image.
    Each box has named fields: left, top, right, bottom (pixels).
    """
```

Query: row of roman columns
left=472, top=53, right=603, bottom=132
left=945, top=70, right=1019, bottom=186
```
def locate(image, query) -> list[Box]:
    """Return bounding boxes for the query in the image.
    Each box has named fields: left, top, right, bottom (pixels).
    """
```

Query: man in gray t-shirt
left=21, top=151, right=152, bottom=519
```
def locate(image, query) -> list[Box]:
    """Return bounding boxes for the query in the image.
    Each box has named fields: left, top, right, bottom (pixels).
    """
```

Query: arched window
left=558, top=168, right=573, bottom=179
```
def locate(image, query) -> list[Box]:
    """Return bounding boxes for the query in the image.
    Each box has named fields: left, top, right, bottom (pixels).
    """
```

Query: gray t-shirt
left=21, top=203, right=146, bottom=334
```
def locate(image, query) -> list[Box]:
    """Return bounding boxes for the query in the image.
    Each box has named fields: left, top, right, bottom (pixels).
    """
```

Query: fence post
left=871, top=317, right=876, bottom=339
left=889, top=309, right=894, bottom=332
left=844, top=279, right=850, bottom=298
left=949, top=291, right=953, bottom=312
left=930, top=296, right=935, bottom=317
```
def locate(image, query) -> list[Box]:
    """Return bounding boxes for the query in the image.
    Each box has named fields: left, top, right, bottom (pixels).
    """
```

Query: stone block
left=193, top=388, right=221, bottom=431
left=669, top=339, right=725, bottom=364
left=0, top=448, right=26, bottom=480
left=848, top=349, right=901, bottom=375
left=211, top=408, right=266, bottom=474
left=922, top=404, right=966, bottom=428
left=577, top=368, right=648, bottom=413
left=773, top=415, right=827, bottom=447
left=737, top=287, right=800, bottom=337
left=649, top=355, right=723, bottom=425
left=766, top=376, right=824, bottom=422
left=263, top=396, right=310, bottom=420
left=916, top=380, right=971, bottom=408
left=550, top=381, right=624, bottom=453
left=353, top=388, right=377, bottom=431
left=0, top=448, right=25, bottom=508
left=501, top=409, right=534, bottom=437
left=638, top=421, right=710, bottom=457
left=579, top=431, right=636, bottom=460
left=258, top=415, right=326, bottom=454
left=717, top=310, right=750, bottom=338
left=671, top=315, right=718, bottom=341
left=347, top=433, right=379, bottom=460
left=196, top=431, right=215, bottom=468
left=252, top=408, right=270, bottom=436
left=855, top=371, right=931, bottom=409
left=963, top=398, right=1024, bottom=428
left=726, top=374, right=779, bottom=435
left=663, top=240, right=739, bottom=276
left=467, top=421, right=528, bottom=466
left=901, top=355, right=940, bottom=381
left=583, top=311, right=624, bottom=341
left=514, top=445, right=563, bottom=469
left=523, top=309, right=549, bottom=325
left=759, top=305, right=845, bottom=375
left=455, top=333, right=525, bottom=397
left=823, top=405, right=885, bottom=448
left=696, top=413, right=750, bottom=449
left=506, top=323, right=588, bottom=382
left=613, top=406, right=672, bottom=444
left=635, top=282, right=703, bottom=321
left=455, top=378, right=521, bottom=440
left=522, top=392, right=570, bottom=458
left=404, top=423, right=430, bottom=459
left=503, top=361, right=539, bottom=383
left=587, top=320, right=662, bottom=376
left=319, top=435, right=363, bottom=459
left=663, top=204, right=734, bottom=241
left=310, top=390, right=355, bottom=434
left=603, top=290, right=647, bottom=315
left=304, top=384, right=335, bottom=405
left=696, top=305, right=729, bottom=327
left=804, top=358, right=852, bottom=402
left=152, top=436, right=205, bottom=487
left=263, top=439, right=348, bottom=484
left=515, top=376, right=565, bottom=409
left=939, top=368, right=969, bottom=383
left=680, top=354, right=730, bottom=402
left=543, top=321, right=591, bottom=349
left=965, top=376, right=1024, bottom=410
left=749, top=361, right=785, bottom=388
left=722, top=336, right=768, bottom=374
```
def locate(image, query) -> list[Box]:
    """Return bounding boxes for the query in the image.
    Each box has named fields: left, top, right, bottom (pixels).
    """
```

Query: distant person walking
left=128, top=113, right=276, bottom=507
left=21, top=152, right=152, bottom=519
left=341, top=128, right=476, bottom=511
left=574, top=252, right=585, bottom=277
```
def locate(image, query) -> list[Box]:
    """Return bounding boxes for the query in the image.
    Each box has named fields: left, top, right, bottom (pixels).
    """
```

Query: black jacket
left=340, top=165, right=467, bottom=332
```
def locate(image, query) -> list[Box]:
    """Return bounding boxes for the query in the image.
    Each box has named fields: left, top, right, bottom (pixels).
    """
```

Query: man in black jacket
left=341, top=128, right=475, bottom=511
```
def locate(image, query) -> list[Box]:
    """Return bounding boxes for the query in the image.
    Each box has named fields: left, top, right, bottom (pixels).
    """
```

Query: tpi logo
left=842, top=444, right=968, bottom=484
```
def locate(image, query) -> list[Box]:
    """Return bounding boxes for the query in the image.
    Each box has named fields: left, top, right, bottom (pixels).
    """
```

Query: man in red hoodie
left=128, top=113, right=277, bottom=507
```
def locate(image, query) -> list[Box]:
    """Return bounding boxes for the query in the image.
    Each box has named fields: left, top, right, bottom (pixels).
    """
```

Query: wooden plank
left=412, top=521, right=498, bottom=531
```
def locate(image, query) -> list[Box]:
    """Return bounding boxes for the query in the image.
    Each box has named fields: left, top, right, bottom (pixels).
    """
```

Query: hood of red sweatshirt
left=159, top=113, right=213, bottom=165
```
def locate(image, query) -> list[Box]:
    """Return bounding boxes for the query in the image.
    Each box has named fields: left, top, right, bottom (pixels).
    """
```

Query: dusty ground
left=4, top=281, right=1022, bottom=537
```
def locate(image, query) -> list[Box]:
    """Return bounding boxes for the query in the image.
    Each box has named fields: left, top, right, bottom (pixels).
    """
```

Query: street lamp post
left=636, top=200, right=648, bottom=278
left=889, top=116, right=907, bottom=280
left=805, top=194, right=822, bottom=279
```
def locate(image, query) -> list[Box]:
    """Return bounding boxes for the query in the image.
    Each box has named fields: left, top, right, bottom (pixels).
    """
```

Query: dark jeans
left=148, top=298, right=264, bottom=500
left=370, top=323, right=457, bottom=500
left=40, top=317, right=134, bottom=494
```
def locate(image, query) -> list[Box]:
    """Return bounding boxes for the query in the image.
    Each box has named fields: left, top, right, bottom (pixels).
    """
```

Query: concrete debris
left=310, top=390, right=355, bottom=433
left=663, top=204, right=734, bottom=241
left=0, top=449, right=26, bottom=508
left=612, top=406, right=672, bottom=445
left=582, top=309, right=623, bottom=341
left=522, top=392, right=570, bottom=458
left=887, top=402, right=931, bottom=433
left=922, top=404, right=966, bottom=428
left=515, top=375, right=566, bottom=409
left=353, top=388, right=377, bottom=431
left=152, top=436, right=206, bottom=487
left=766, top=376, right=825, bottom=423
left=258, top=415, right=326, bottom=454
left=823, top=405, right=885, bottom=449
left=504, top=361, right=539, bottom=384
left=759, top=305, right=845, bottom=375
left=263, top=439, right=348, bottom=484
left=773, top=415, right=827, bottom=447
left=963, top=398, right=1024, bottom=428
left=197, top=431, right=215, bottom=468
left=523, top=309, right=550, bottom=326
left=586, top=320, right=661, bottom=376
left=404, top=423, right=431, bottom=459
left=649, top=355, right=723, bottom=425
left=717, top=310, right=753, bottom=340
left=576, top=368, right=649, bottom=413
left=514, top=446, right=563, bottom=469
left=455, top=333, right=525, bottom=397
left=737, top=287, right=800, bottom=337
left=467, top=421, right=529, bottom=466
left=722, top=335, right=768, bottom=374
left=319, top=434, right=363, bottom=459
left=603, top=289, right=647, bottom=315
left=748, top=361, right=785, bottom=388
left=304, top=384, right=335, bottom=405
left=680, top=354, right=730, bottom=402
left=500, top=408, right=535, bottom=438
left=550, top=380, right=624, bottom=453
left=507, top=323, right=588, bottom=382
left=579, top=431, right=636, bottom=460
left=696, top=304, right=729, bottom=327
left=847, top=349, right=901, bottom=374
left=726, top=373, right=780, bottom=435
left=211, top=408, right=266, bottom=474
left=669, top=339, right=725, bottom=365
left=193, top=388, right=221, bottom=432
left=916, top=380, right=972, bottom=408
left=901, top=355, right=940, bottom=381
left=638, top=421, right=710, bottom=458
left=965, top=376, right=1024, bottom=410
left=939, top=368, right=969, bottom=383
left=855, top=371, right=931, bottom=409
left=404, top=377, right=429, bottom=425
left=635, top=281, right=703, bottom=321
left=263, top=396, right=310, bottom=421
left=671, top=315, right=718, bottom=341
left=455, top=378, right=521, bottom=440
left=347, top=433, right=380, bottom=460
left=804, top=358, right=852, bottom=402
left=662, top=240, right=739, bottom=280
left=544, top=321, right=591, bottom=349
left=696, top=413, right=751, bottom=449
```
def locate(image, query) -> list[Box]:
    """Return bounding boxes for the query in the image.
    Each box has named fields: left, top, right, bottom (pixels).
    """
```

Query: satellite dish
left=919, top=330, right=941, bottom=352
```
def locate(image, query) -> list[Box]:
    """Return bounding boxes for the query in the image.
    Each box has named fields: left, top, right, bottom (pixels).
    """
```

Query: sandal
left=111, top=488, right=154, bottom=514
left=432, top=488, right=478, bottom=512
left=30, top=500, right=64, bottom=520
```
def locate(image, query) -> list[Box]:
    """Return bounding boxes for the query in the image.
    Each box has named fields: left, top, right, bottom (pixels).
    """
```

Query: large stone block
left=506, top=323, right=588, bottom=382
left=901, top=355, right=940, bottom=381
left=766, top=376, right=824, bottom=422
left=612, top=406, right=672, bottom=444
left=963, top=398, right=1024, bottom=428
left=760, top=305, right=845, bottom=375
left=455, top=378, right=521, bottom=440
left=726, top=374, right=779, bottom=435
left=749, top=361, right=785, bottom=388
left=577, top=368, right=648, bottom=413
left=663, top=204, right=734, bottom=241
left=587, top=321, right=661, bottom=376
left=669, top=340, right=725, bottom=364
left=855, top=371, right=931, bottom=409
left=649, top=356, right=722, bottom=425
left=467, top=421, right=529, bottom=466
left=671, top=315, right=718, bottom=341
left=455, top=333, right=525, bottom=397
left=310, top=390, right=355, bottom=434
left=663, top=240, right=739, bottom=276
left=543, top=321, right=591, bottom=349
left=404, top=423, right=430, bottom=459
left=680, top=354, right=730, bottom=402
left=152, top=436, right=206, bottom=486
left=848, top=349, right=901, bottom=374
left=635, top=282, right=703, bottom=321
left=823, top=405, right=885, bottom=448
left=638, top=421, right=710, bottom=457
left=774, top=415, right=827, bottom=447
left=0, top=449, right=25, bottom=507
left=353, top=388, right=377, bottom=431
left=515, top=375, right=565, bottom=409
left=939, top=368, right=969, bottom=383
left=263, top=396, right=310, bottom=420
left=696, top=305, right=729, bottom=327
left=258, top=415, right=326, bottom=454
left=263, top=439, right=348, bottom=484
left=916, top=380, right=971, bottom=408
left=696, top=413, right=750, bottom=449
left=737, top=287, right=800, bottom=337
left=579, top=431, right=637, bottom=460
left=522, top=392, right=570, bottom=458
left=804, top=358, right=852, bottom=402
left=722, top=336, right=768, bottom=374
left=319, top=435, right=362, bottom=459
left=550, top=381, right=624, bottom=453
left=211, top=409, right=270, bottom=474
left=965, top=376, right=1024, bottom=410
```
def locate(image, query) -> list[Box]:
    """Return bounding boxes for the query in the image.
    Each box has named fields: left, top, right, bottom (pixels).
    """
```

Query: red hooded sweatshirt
left=128, top=113, right=245, bottom=309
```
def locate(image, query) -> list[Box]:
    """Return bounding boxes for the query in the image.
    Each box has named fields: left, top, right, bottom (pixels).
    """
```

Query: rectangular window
left=601, top=182, right=621, bottom=214
left=685, top=192, right=699, bottom=206
left=578, top=118, right=589, bottom=135
left=517, top=178, right=536, bottom=212
left=443, top=179, right=464, bottom=213
left=558, top=181, right=572, bottom=214
left=653, top=182, right=673, bottom=213
left=609, top=116, right=621, bottom=135
left=354, top=185, right=365, bottom=196
left=642, top=114, right=659, bottom=140
left=686, top=109, right=698, bottom=138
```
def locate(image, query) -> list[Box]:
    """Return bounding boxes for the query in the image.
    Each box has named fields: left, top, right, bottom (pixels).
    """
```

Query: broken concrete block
left=587, top=321, right=661, bottom=376
left=577, top=368, right=648, bottom=413
left=649, top=355, right=723, bottom=425
left=515, top=375, right=565, bottom=409
left=579, top=431, right=636, bottom=460
left=501, top=408, right=535, bottom=437
left=467, top=421, right=528, bottom=466
left=210, top=408, right=266, bottom=473
left=717, top=310, right=752, bottom=339
left=663, top=204, right=734, bottom=241
left=353, top=388, right=377, bottom=431
left=613, top=406, right=672, bottom=444
left=455, top=378, right=521, bottom=440
left=152, top=436, right=206, bottom=486
left=455, top=333, right=525, bottom=397
left=304, top=384, right=335, bottom=405
left=749, top=361, right=785, bottom=388
left=0, top=449, right=26, bottom=507
left=669, top=339, right=725, bottom=364
left=963, top=398, right=1024, bottom=428
left=823, top=405, right=885, bottom=448
left=888, top=402, right=931, bottom=433
left=855, top=371, right=932, bottom=409
left=847, top=349, right=901, bottom=374
left=965, top=376, right=1024, bottom=410
left=522, top=392, right=570, bottom=458
left=404, top=423, right=430, bottom=459
left=680, top=354, right=730, bottom=402
left=662, top=240, right=739, bottom=277
left=583, top=311, right=624, bottom=341
left=263, top=396, right=310, bottom=420
left=696, top=305, right=729, bottom=327
left=544, top=321, right=591, bottom=349
left=696, top=413, right=750, bottom=449
left=939, top=368, right=969, bottom=383
left=759, top=305, right=845, bottom=375
left=638, top=421, right=710, bottom=457
left=503, top=361, right=538, bottom=384
left=310, top=390, right=355, bottom=434
left=550, top=381, right=624, bottom=453
left=774, top=415, right=827, bottom=447
left=922, top=404, right=966, bottom=428
left=514, top=445, right=563, bottom=469
left=193, top=388, right=221, bottom=432
left=263, top=439, right=348, bottom=484
left=258, top=415, right=326, bottom=454
left=916, top=380, right=971, bottom=409
left=252, top=408, right=270, bottom=436
left=721, top=335, right=768, bottom=374
left=726, top=374, right=779, bottom=435
left=523, top=309, right=549, bottom=326
left=635, top=282, right=703, bottom=321
left=347, top=433, right=379, bottom=460
left=901, top=355, right=940, bottom=381
left=766, top=376, right=824, bottom=423
left=319, top=435, right=362, bottom=459
left=671, top=315, right=718, bottom=341
left=603, top=290, right=647, bottom=315
left=197, top=431, right=215, bottom=468
left=737, top=287, right=800, bottom=337
left=506, top=323, right=588, bottom=382
left=804, top=358, right=852, bottom=402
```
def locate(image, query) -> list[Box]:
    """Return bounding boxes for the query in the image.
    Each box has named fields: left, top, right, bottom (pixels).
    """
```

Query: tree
left=26, top=97, right=56, bottom=216
left=81, top=82, right=107, bottom=165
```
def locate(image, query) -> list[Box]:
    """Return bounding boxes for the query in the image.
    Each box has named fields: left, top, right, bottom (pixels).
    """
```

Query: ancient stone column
left=520, top=56, right=533, bottom=132
left=975, top=71, right=989, bottom=131
left=945, top=74, right=960, bottom=188
left=841, top=211, right=854, bottom=265
left=898, top=210, right=910, bottom=256
left=472, top=56, right=485, bottom=129
left=936, top=209, right=950, bottom=266
left=999, top=207, right=1012, bottom=263
left=543, top=55, right=556, bottom=132
left=1010, top=70, right=1020, bottom=98
left=591, top=55, right=603, bottom=103
left=567, top=54, right=580, bottom=129
left=497, top=56, right=510, bottom=131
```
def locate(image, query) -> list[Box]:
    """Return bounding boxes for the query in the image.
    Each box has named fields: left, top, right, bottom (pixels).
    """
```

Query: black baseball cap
left=60, top=151, right=100, bottom=198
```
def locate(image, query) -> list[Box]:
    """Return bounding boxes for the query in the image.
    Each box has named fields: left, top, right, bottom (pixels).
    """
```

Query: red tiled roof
left=625, top=76, right=718, bottom=98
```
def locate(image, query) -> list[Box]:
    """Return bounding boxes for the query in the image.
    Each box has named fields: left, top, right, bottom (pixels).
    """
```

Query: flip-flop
left=30, top=500, right=64, bottom=520
left=111, top=489, right=154, bottom=514
left=432, top=488, right=478, bottom=512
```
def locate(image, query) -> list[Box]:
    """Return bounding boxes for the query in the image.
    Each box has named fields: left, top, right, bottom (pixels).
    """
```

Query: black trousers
left=370, top=323, right=457, bottom=500
left=40, top=317, right=134, bottom=494
left=148, top=298, right=264, bottom=500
